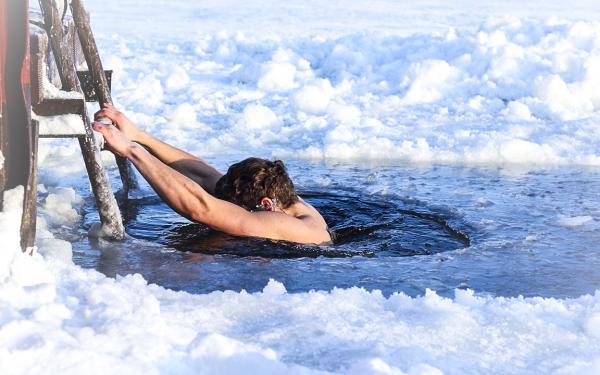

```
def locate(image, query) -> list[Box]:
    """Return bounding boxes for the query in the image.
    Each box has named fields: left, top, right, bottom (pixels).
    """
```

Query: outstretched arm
left=94, top=104, right=223, bottom=194
left=93, top=122, right=329, bottom=245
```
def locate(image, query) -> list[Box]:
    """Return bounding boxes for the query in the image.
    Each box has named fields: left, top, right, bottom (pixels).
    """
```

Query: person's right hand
left=94, top=103, right=144, bottom=143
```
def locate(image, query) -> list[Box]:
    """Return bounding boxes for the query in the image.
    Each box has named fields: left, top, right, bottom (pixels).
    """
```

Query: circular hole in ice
left=122, top=189, right=470, bottom=258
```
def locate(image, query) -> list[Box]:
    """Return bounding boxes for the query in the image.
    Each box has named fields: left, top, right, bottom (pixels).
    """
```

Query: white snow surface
left=4, top=1, right=600, bottom=373
left=41, top=76, right=83, bottom=100
left=87, top=13, right=600, bottom=166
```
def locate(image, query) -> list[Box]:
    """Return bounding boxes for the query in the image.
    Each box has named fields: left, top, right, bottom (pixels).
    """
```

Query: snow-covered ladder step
left=34, top=112, right=87, bottom=138
left=31, top=30, right=87, bottom=139
left=29, top=10, right=124, bottom=239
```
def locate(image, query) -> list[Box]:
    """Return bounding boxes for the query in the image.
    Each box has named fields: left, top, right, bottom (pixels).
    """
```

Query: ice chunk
left=262, top=279, right=287, bottom=295
left=242, top=104, right=280, bottom=129
left=169, top=103, right=197, bottom=125
left=293, top=80, right=333, bottom=114
left=402, top=60, right=460, bottom=104
left=40, top=187, right=83, bottom=228
left=258, top=62, right=297, bottom=92
left=165, top=66, right=191, bottom=92
left=557, top=215, right=593, bottom=227
left=502, top=101, right=533, bottom=120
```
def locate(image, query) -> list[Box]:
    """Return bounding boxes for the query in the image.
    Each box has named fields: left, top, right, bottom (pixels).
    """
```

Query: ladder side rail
left=70, top=0, right=139, bottom=193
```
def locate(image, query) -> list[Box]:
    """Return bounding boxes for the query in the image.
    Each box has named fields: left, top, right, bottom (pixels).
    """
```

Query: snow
left=40, top=187, right=84, bottom=227
left=42, top=76, right=83, bottom=100
left=33, top=113, right=86, bottom=136
left=168, top=103, right=198, bottom=127
left=3, top=0, right=600, bottom=373
left=242, top=104, right=280, bottom=130
left=258, top=61, right=298, bottom=92
left=165, top=66, right=191, bottom=92
left=0, top=187, right=25, bottom=281
left=83, top=15, right=600, bottom=166
left=293, top=80, right=333, bottom=115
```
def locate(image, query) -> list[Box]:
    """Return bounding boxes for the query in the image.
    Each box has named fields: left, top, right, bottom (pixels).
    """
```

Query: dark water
left=70, top=162, right=600, bottom=298
left=122, top=189, right=470, bottom=259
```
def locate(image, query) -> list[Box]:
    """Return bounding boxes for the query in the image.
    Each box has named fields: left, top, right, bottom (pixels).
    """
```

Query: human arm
left=93, top=122, right=330, bottom=245
left=94, top=103, right=223, bottom=194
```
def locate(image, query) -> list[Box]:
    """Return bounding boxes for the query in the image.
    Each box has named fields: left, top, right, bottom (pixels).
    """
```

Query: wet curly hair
left=214, top=158, right=299, bottom=211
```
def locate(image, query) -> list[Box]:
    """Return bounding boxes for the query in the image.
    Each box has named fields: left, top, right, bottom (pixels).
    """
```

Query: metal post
left=0, top=0, right=37, bottom=251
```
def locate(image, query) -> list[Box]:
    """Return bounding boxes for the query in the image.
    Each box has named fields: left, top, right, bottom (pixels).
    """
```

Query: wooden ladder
left=31, top=0, right=138, bottom=239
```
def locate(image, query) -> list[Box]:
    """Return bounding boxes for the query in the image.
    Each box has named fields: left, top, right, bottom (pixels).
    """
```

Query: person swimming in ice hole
left=93, top=104, right=331, bottom=245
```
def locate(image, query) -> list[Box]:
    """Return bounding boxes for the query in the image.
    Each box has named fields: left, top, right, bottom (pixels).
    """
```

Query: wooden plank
left=70, top=0, right=139, bottom=193
left=20, top=119, right=38, bottom=251
left=39, top=0, right=81, bottom=93
left=37, top=112, right=86, bottom=137
left=69, top=0, right=111, bottom=104
left=39, top=0, right=125, bottom=239
left=30, top=32, right=46, bottom=106
left=78, top=134, right=125, bottom=239
left=77, top=69, right=112, bottom=102
left=39, top=134, right=85, bottom=138
left=33, top=97, right=84, bottom=116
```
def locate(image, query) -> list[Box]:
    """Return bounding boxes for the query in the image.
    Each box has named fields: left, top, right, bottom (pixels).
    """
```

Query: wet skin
left=93, top=104, right=331, bottom=245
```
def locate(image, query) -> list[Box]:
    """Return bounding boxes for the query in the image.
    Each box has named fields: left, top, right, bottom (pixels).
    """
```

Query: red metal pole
left=0, top=0, right=31, bottom=190
left=0, top=0, right=8, bottom=206
left=0, top=0, right=36, bottom=250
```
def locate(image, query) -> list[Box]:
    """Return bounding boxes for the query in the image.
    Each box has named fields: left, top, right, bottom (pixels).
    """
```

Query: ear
left=260, top=197, right=274, bottom=211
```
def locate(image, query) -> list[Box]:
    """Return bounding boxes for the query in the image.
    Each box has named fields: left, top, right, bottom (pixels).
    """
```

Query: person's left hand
left=94, top=103, right=144, bottom=142
left=92, top=121, right=134, bottom=158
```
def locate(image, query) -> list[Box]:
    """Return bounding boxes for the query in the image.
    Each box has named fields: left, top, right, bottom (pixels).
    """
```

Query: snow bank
left=101, top=17, right=600, bottom=166
left=3, top=225, right=600, bottom=374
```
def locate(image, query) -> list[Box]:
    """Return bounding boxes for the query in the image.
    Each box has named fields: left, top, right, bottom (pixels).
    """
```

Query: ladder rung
left=32, top=97, right=85, bottom=116
left=35, top=113, right=86, bottom=137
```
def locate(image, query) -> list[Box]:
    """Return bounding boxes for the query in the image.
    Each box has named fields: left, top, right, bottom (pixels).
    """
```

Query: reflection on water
left=122, top=190, right=470, bottom=258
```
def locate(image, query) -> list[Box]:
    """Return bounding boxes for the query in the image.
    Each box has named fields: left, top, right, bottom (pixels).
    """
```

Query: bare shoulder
left=246, top=199, right=330, bottom=244
left=288, top=199, right=327, bottom=226
left=286, top=199, right=330, bottom=240
left=201, top=193, right=331, bottom=245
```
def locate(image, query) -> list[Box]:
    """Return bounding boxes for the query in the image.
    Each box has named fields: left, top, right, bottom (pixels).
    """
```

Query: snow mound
left=103, top=17, right=600, bottom=165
